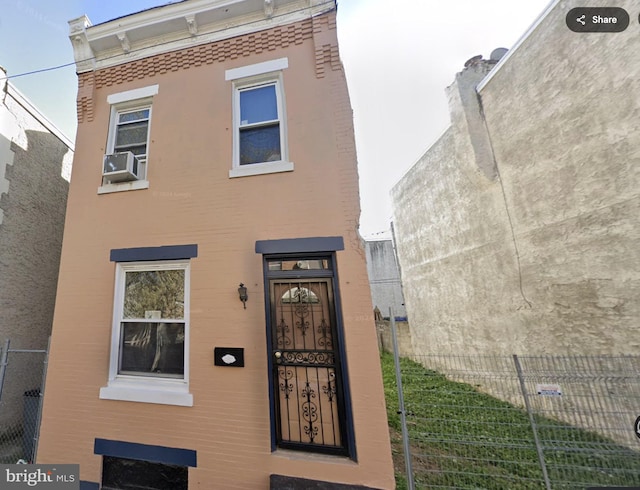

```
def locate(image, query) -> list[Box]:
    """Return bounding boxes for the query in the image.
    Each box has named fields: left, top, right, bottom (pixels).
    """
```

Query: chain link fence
left=0, top=339, right=48, bottom=464
left=387, top=321, right=640, bottom=489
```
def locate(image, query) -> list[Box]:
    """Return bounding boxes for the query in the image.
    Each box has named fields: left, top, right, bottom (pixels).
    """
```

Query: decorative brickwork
left=75, top=12, right=344, bottom=122
left=94, top=19, right=313, bottom=91
left=313, top=10, right=341, bottom=78
left=77, top=72, right=95, bottom=123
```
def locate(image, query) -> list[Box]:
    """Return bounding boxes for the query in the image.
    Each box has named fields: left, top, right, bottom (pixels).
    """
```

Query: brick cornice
left=76, top=10, right=340, bottom=124
left=69, top=0, right=336, bottom=74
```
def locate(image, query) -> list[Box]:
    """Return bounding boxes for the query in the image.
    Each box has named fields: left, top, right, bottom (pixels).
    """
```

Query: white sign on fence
left=536, top=384, right=563, bottom=396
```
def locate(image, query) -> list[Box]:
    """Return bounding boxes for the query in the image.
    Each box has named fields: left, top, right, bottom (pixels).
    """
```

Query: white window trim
left=99, top=84, right=158, bottom=194
left=107, top=84, right=159, bottom=105
left=229, top=160, right=294, bottom=178
left=225, top=58, right=288, bottom=81
left=97, top=180, right=150, bottom=194
left=100, top=260, right=192, bottom=407
left=226, top=59, right=293, bottom=178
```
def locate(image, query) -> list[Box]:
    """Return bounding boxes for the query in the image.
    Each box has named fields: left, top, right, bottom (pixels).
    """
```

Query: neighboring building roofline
left=2, top=77, right=75, bottom=150
left=476, top=0, right=559, bottom=93
left=69, top=0, right=336, bottom=74
left=362, top=231, right=393, bottom=242
left=391, top=2, right=559, bottom=197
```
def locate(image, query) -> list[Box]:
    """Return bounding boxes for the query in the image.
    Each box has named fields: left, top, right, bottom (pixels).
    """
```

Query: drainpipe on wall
left=450, top=50, right=534, bottom=308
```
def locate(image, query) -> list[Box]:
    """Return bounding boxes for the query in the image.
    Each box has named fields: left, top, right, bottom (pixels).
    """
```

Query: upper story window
left=226, top=58, right=294, bottom=178
left=238, top=82, right=282, bottom=165
left=99, top=84, right=158, bottom=194
left=113, top=107, right=150, bottom=164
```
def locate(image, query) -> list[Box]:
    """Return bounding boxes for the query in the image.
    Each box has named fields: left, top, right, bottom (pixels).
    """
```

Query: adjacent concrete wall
left=364, top=238, right=407, bottom=319
left=375, top=320, right=413, bottom=358
left=391, top=0, right=640, bottom=357
left=0, top=78, right=73, bottom=428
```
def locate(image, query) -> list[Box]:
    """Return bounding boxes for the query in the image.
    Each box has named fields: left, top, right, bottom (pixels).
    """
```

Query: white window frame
left=99, top=260, right=193, bottom=406
left=99, top=84, right=158, bottom=194
left=226, top=58, right=293, bottom=178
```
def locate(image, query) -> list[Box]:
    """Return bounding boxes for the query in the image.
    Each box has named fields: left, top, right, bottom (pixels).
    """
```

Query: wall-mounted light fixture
left=238, top=283, right=248, bottom=309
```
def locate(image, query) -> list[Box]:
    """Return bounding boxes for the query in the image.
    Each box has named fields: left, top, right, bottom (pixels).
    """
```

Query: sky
left=0, top=0, right=551, bottom=236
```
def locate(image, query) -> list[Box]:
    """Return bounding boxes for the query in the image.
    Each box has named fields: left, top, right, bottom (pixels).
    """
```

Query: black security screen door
left=267, top=264, right=348, bottom=455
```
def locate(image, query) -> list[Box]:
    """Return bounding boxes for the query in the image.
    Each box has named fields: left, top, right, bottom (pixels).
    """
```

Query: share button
left=566, top=7, right=629, bottom=32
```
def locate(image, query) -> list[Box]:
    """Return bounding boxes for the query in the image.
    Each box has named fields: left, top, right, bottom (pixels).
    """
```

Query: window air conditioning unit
left=103, top=152, right=140, bottom=182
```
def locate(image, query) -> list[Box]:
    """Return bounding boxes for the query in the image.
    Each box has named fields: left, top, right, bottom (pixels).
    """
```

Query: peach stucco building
left=37, top=0, right=394, bottom=489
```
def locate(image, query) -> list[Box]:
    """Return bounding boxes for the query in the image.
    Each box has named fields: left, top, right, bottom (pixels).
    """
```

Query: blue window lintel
left=255, top=236, right=344, bottom=254
left=94, top=438, right=197, bottom=467
left=110, top=244, right=198, bottom=262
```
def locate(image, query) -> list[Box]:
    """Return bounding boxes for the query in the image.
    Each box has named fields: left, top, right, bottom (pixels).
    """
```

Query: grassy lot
left=0, top=424, right=24, bottom=464
left=380, top=352, right=640, bottom=489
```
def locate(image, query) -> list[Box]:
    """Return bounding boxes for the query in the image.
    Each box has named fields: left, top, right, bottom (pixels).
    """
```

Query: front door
left=269, top=275, right=348, bottom=455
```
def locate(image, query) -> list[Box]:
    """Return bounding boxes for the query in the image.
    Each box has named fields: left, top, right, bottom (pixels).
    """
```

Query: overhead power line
left=1, top=61, right=77, bottom=81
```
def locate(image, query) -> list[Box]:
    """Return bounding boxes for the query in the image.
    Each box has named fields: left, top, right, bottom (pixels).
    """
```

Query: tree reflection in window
left=119, top=268, right=186, bottom=378
left=121, top=323, right=184, bottom=376
left=124, top=270, right=184, bottom=319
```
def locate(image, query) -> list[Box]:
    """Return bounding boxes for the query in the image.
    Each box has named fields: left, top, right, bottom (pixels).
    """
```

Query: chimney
left=446, top=49, right=507, bottom=180
left=0, top=66, right=9, bottom=106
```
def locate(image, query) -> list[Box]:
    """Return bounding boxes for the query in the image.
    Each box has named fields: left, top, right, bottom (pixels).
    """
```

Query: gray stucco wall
left=0, top=133, right=70, bottom=348
left=364, top=239, right=407, bottom=319
left=0, top=82, right=72, bottom=429
left=391, top=0, right=639, bottom=356
left=375, top=320, right=412, bottom=358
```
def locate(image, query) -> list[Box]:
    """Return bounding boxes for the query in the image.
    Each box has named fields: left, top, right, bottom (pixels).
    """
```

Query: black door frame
left=262, top=252, right=356, bottom=460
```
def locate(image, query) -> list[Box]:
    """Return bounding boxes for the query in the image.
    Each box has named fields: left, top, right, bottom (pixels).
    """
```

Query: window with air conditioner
left=103, top=151, right=141, bottom=183
left=99, top=84, right=158, bottom=194
left=104, top=105, right=150, bottom=183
